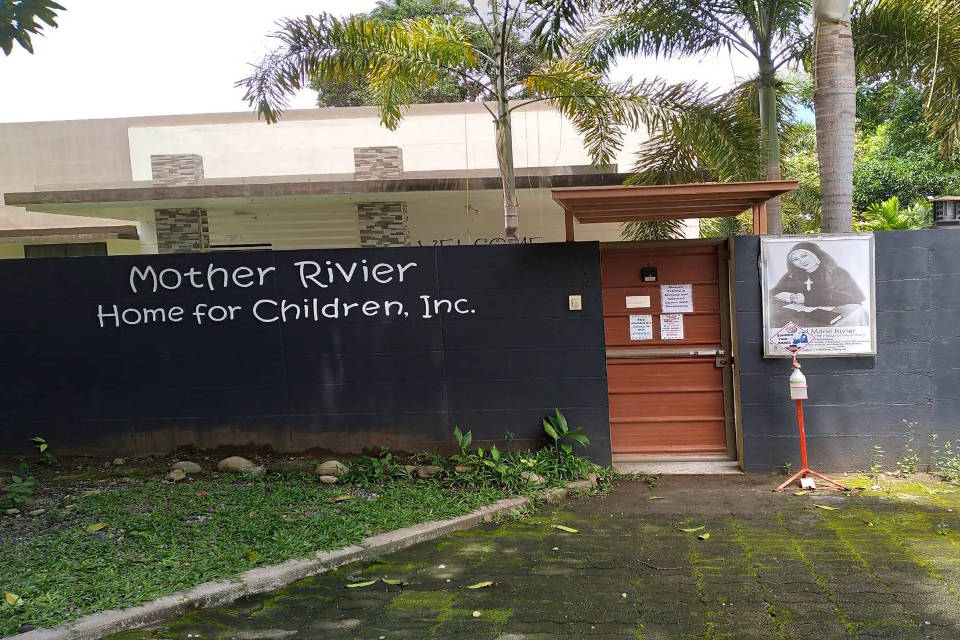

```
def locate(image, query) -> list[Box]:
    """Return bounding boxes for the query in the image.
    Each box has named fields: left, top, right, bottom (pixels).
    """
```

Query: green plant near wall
left=1, top=475, right=34, bottom=506
left=542, top=409, right=590, bottom=455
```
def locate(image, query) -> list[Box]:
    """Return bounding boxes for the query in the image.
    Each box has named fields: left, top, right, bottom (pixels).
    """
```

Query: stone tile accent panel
left=154, top=208, right=209, bottom=253
left=357, top=201, right=409, bottom=247
left=151, top=154, right=204, bottom=187
left=353, top=146, right=403, bottom=180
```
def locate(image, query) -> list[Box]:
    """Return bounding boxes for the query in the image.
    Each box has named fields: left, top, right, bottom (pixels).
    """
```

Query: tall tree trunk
left=758, top=52, right=783, bottom=235
left=814, top=1, right=855, bottom=233
left=494, top=105, right=520, bottom=244
left=490, top=2, right=519, bottom=244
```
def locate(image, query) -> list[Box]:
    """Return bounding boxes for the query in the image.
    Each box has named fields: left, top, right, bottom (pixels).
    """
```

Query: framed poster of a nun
left=761, top=235, right=877, bottom=357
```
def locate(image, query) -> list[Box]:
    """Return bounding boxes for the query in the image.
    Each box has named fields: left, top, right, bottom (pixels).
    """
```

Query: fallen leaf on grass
left=86, top=522, right=106, bottom=533
left=698, top=533, right=710, bottom=540
left=382, top=579, right=407, bottom=586
left=648, top=496, right=665, bottom=500
left=815, top=504, right=837, bottom=511
left=466, top=581, right=495, bottom=589
left=247, top=550, right=261, bottom=562
left=4, top=592, right=23, bottom=607
left=330, top=494, right=353, bottom=503
left=553, top=525, right=578, bottom=533
left=346, top=580, right=378, bottom=589
left=794, top=491, right=808, bottom=496
left=679, top=526, right=705, bottom=533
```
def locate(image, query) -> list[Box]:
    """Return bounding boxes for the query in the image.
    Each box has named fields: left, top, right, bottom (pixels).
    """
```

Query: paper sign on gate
left=660, top=313, right=685, bottom=340
left=660, top=284, right=693, bottom=313
left=628, top=314, right=653, bottom=341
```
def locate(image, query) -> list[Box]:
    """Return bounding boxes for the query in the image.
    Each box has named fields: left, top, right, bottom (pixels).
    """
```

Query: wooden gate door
left=602, top=241, right=736, bottom=459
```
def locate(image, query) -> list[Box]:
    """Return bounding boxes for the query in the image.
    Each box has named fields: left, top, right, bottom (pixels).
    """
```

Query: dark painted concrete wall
left=0, top=243, right=611, bottom=463
left=735, top=230, right=960, bottom=471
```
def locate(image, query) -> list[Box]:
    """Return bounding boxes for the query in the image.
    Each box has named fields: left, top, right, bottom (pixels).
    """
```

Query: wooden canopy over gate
left=552, top=180, right=799, bottom=239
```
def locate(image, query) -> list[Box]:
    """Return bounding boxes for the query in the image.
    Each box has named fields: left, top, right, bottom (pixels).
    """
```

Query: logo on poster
left=769, top=322, right=814, bottom=354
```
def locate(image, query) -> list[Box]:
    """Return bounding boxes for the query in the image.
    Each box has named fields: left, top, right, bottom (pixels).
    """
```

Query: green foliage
left=896, top=420, right=921, bottom=476
left=542, top=409, right=590, bottom=455
left=621, top=218, right=687, bottom=241
left=0, top=0, right=63, bottom=56
left=937, top=520, right=950, bottom=536
left=342, top=447, right=409, bottom=484
left=31, top=436, right=56, bottom=465
left=854, top=196, right=931, bottom=231
left=1, top=474, right=35, bottom=506
left=853, top=1, right=960, bottom=158
left=312, top=0, right=500, bottom=107
left=871, top=444, right=885, bottom=476
left=932, top=440, right=960, bottom=485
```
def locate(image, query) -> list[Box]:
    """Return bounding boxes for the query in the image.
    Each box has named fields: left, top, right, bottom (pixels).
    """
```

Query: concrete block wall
left=734, top=230, right=960, bottom=471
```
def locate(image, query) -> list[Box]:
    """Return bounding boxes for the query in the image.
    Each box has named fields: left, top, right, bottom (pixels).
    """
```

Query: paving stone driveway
left=111, top=475, right=960, bottom=640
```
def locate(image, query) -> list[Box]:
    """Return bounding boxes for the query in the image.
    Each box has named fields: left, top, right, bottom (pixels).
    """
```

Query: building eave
left=5, top=172, right=632, bottom=210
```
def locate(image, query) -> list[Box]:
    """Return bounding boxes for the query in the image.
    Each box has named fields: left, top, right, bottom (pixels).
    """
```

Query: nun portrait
left=769, top=241, right=869, bottom=327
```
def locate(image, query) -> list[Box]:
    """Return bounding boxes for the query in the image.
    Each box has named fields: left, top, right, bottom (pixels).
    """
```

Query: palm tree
left=575, top=0, right=812, bottom=235
left=813, top=1, right=856, bottom=233
left=239, top=1, right=720, bottom=243
left=580, top=0, right=960, bottom=234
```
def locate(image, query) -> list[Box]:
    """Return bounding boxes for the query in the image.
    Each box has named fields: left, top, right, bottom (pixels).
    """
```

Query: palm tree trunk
left=495, top=102, right=520, bottom=244
left=758, top=53, right=782, bottom=235
left=814, top=2, right=855, bottom=233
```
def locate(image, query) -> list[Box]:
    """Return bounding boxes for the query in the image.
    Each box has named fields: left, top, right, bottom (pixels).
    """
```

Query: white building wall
left=127, top=104, right=645, bottom=181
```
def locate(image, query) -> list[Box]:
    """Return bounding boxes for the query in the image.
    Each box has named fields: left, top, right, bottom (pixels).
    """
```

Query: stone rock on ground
left=112, top=458, right=126, bottom=466
left=166, top=469, right=187, bottom=482
left=217, top=456, right=256, bottom=472
left=416, top=465, right=443, bottom=479
left=318, top=475, right=339, bottom=484
left=243, top=466, right=266, bottom=477
left=315, top=460, right=348, bottom=477
left=27, top=508, right=45, bottom=516
left=5, top=508, right=20, bottom=516
left=171, top=461, right=203, bottom=474
left=269, top=460, right=315, bottom=475
left=521, top=471, right=545, bottom=485
left=454, top=465, right=473, bottom=473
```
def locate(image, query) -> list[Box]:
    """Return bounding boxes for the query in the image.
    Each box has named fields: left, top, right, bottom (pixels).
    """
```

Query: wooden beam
left=565, top=209, right=575, bottom=242
left=751, top=202, right=768, bottom=235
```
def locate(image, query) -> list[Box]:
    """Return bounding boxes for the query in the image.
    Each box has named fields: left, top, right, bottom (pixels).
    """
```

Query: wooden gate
left=602, top=241, right=737, bottom=459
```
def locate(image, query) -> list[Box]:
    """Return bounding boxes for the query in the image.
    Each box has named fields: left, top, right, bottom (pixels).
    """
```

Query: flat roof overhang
left=4, top=172, right=634, bottom=213
left=0, top=224, right=139, bottom=244
left=551, top=180, right=799, bottom=238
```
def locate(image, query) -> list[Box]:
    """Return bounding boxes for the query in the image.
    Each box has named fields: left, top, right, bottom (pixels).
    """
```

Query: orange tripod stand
left=776, top=358, right=847, bottom=492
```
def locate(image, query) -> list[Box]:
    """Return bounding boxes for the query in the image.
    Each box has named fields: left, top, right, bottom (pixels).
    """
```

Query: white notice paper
left=660, top=314, right=685, bottom=340
left=628, top=314, right=653, bottom=341
left=625, top=295, right=651, bottom=309
left=660, top=284, right=694, bottom=313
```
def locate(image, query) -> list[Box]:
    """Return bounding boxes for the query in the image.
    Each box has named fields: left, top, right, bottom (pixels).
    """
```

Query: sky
left=0, top=1, right=758, bottom=123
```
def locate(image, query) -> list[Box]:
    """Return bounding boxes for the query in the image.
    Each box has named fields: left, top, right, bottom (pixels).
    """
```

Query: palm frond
left=854, top=0, right=960, bottom=157
left=238, top=13, right=477, bottom=126
left=621, top=219, right=688, bottom=240
left=527, top=0, right=596, bottom=56
left=573, top=0, right=749, bottom=71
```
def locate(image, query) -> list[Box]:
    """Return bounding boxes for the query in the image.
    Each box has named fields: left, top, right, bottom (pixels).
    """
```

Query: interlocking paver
left=105, top=475, right=960, bottom=640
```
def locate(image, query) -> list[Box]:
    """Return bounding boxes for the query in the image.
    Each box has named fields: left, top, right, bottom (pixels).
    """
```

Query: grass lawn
left=0, top=472, right=511, bottom=636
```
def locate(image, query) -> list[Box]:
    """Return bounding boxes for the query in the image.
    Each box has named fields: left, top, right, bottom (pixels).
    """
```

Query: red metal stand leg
left=776, top=398, right=847, bottom=492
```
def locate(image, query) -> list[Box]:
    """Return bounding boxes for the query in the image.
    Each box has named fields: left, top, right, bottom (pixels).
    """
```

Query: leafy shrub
left=1, top=475, right=35, bottom=506
left=341, top=447, right=408, bottom=484
left=933, top=441, right=960, bottom=485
